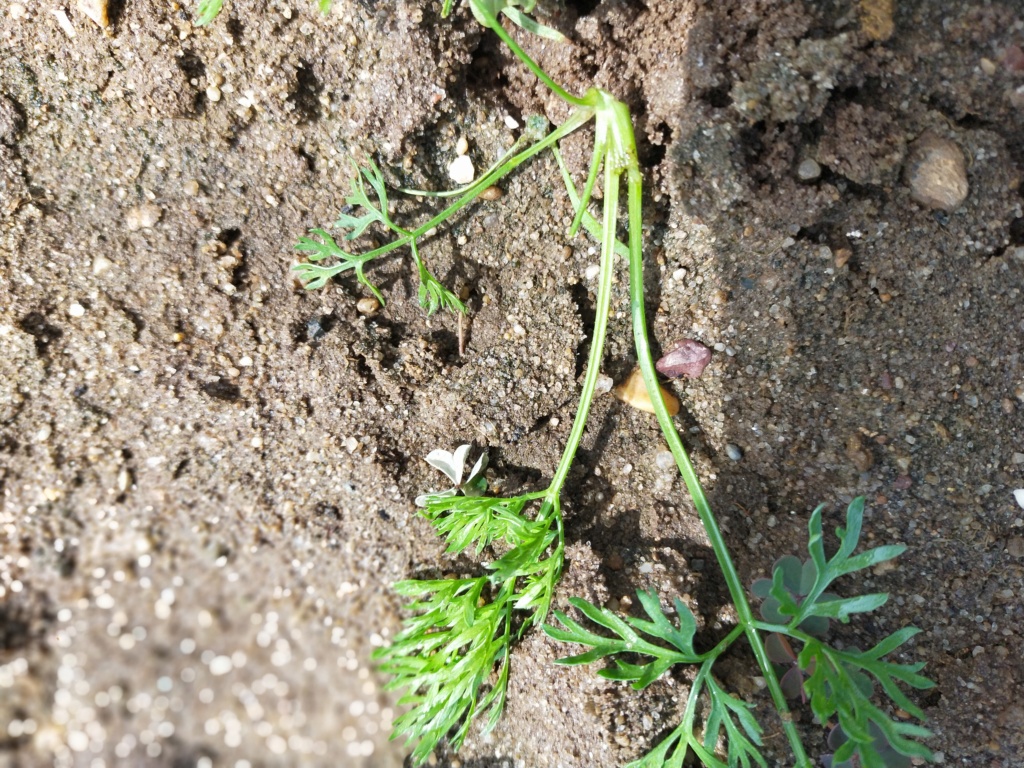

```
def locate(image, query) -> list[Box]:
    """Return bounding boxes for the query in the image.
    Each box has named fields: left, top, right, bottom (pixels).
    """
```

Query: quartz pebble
left=796, top=158, right=821, bottom=181
left=76, top=0, right=108, bottom=27
left=725, top=443, right=743, bottom=461
left=904, top=132, right=969, bottom=212
left=655, top=451, right=675, bottom=471
left=448, top=155, right=474, bottom=185
left=125, top=204, right=162, bottom=231
left=613, top=370, right=680, bottom=416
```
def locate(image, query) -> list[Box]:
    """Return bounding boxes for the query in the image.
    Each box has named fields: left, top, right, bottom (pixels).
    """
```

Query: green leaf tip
left=195, top=0, right=222, bottom=25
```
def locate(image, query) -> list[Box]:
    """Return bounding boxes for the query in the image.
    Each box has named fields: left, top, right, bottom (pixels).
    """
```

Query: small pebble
left=503, top=115, right=520, bottom=130
left=1002, top=44, right=1024, bottom=73
left=845, top=433, right=874, bottom=472
left=68, top=302, right=85, bottom=318
left=448, top=155, right=474, bottom=185
left=356, top=297, right=380, bottom=316
left=613, top=369, right=680, bottom=417
left=52, top=8, right=76, bottom=37
left=859, top=0, right=894, bottom=41
left=184, top=179, right=201, bottom=196
left=206, top=85, right=222, bottom=103
left=606, top=552, right=623, bottom=571
left=1008, top=537, right=1024, bottom=558
left=1012, top=453, right=1024, bottom=465
left=796, top=158, right=821, bottom=182
left=125, top=204, right=162, bottom=231
left=655, top=451, right=675, bottom=471
left=479, top=186, right=503, bottom=201
left=1014, top=489, right=1024, bottom=511
left=725, top=443, right=743, bottom=461
left=656, top=338, right=712, bottom=379
left=76, top=0, right=108, bottom=27
left=594, top=374, right=614, bottom=394
left=455, top=136, right=469, bottom=156
left=904, top=132, right=969, bottom=212
left=92, top=255, right=113, bottom=275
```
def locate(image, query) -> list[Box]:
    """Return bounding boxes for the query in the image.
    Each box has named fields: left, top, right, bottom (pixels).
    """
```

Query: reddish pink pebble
left=893, top=475, right=913, bottom=491
left=656, top=338, right=712, bottom=379
left=1002, top=44, right=1024, bottom=72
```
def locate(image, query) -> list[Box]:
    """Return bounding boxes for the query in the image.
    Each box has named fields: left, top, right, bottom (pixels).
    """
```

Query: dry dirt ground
left=2, top=1, right=1024, bottom=766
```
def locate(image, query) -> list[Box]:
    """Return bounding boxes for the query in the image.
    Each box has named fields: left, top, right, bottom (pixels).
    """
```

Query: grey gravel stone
left=796, top=158, right=821, bottom=181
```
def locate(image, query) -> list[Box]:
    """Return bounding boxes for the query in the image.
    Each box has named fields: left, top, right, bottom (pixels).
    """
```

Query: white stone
left=448, top=154, right=474, bottom=185
left=125, top=204, right=162, bottom=231
left=76, top=0, right=109, bottom=28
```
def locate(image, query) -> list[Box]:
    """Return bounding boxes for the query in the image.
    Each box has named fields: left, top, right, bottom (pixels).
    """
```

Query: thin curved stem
left=546, top=141, right=614, bottom=499
left=474, top=7, right=587, bottom=108
left=623, top=148, right=812, bottom=768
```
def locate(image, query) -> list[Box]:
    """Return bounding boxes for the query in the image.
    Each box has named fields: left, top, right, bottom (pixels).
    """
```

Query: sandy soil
left=2, top=1, right=1023, bottom=766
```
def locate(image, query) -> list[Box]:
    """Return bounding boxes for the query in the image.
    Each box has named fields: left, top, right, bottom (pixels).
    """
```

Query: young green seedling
left=212, top=0, right=937, bottom=764
left=547, top=499, right=934, bottom=768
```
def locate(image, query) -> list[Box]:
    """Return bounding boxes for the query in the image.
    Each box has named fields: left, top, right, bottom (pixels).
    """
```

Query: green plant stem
left=529, top=130, right=617, bottom=605
left=473, top=5, right=587, bottom=108
left=605, top=101, right=812, bottom=765
left=322, top=109, right=594, bottom=278
left=546, top=141, right=615, bottom=499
